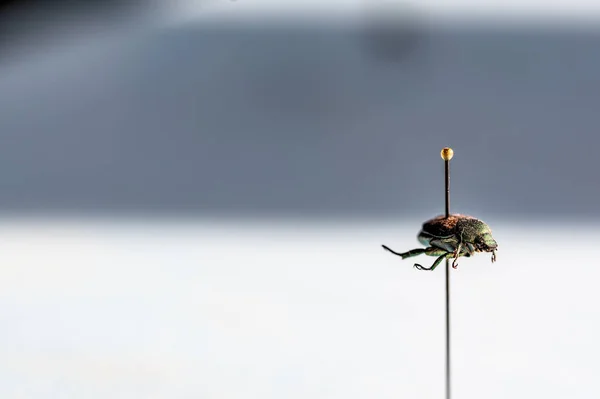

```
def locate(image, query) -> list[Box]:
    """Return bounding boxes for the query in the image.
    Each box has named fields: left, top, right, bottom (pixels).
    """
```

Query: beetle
left=381, top=214, right=498, bottom=270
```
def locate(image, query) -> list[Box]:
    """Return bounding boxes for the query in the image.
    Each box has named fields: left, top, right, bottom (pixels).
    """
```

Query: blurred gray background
left=0, top=0, right=598, bottom=220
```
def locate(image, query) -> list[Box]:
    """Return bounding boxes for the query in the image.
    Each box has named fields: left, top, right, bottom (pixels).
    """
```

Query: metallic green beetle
left=382, top=214, right=498, bottom=270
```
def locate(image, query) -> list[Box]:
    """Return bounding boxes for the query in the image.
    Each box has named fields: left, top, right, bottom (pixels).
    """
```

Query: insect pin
left=382, top=214, right=498, bottom=270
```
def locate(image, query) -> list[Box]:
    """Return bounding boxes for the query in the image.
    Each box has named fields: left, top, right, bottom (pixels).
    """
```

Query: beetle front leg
left=465, top=242, right=476, bottom=256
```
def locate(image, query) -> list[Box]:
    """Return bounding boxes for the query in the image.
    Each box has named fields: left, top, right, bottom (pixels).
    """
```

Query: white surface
left=0, top=218, right=597, bottom=398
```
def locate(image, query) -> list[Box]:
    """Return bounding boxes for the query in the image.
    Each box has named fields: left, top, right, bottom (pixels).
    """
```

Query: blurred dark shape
left=0, top=0, right=152, bottom=61
left=0, top=0, right=148, bottom=17
left=361, top=1, right=423, bottom=62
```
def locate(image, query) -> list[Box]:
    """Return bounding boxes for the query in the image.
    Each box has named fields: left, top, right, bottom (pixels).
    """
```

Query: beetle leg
left=450, top=232, right=467, bottom=269
left=382, top=245, right=428, bottom=258
left=491, top=249, right=497, bottom=263
left=465, top=242, right=476, bottom=256
left=452, top=242, right=462, bottom=269
left=414, top=252, right=449, bottom=271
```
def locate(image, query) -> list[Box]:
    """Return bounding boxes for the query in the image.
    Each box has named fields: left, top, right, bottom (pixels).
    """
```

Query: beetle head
left=474, top=231, right=498, bottom=262
left=475, top=231, right=497, bottom=252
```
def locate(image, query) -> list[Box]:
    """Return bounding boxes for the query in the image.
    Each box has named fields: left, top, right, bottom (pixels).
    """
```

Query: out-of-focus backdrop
left=0, top=1, right=599, bottom=398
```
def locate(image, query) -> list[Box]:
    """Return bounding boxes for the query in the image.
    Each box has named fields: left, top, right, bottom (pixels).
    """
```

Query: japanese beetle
left=382, top=214, right=498, bottom=271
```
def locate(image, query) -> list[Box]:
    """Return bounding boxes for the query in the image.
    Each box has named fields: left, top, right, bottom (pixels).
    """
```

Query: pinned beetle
left=382, top=214, right=498, bottom=271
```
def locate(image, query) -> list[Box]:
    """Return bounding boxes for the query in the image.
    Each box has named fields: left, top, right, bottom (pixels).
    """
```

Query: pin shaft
left=442, top=147, right=452, bottom=399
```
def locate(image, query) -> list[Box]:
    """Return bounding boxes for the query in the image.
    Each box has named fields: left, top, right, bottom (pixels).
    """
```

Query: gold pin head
left=441, top=147, right=454, bottom=161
